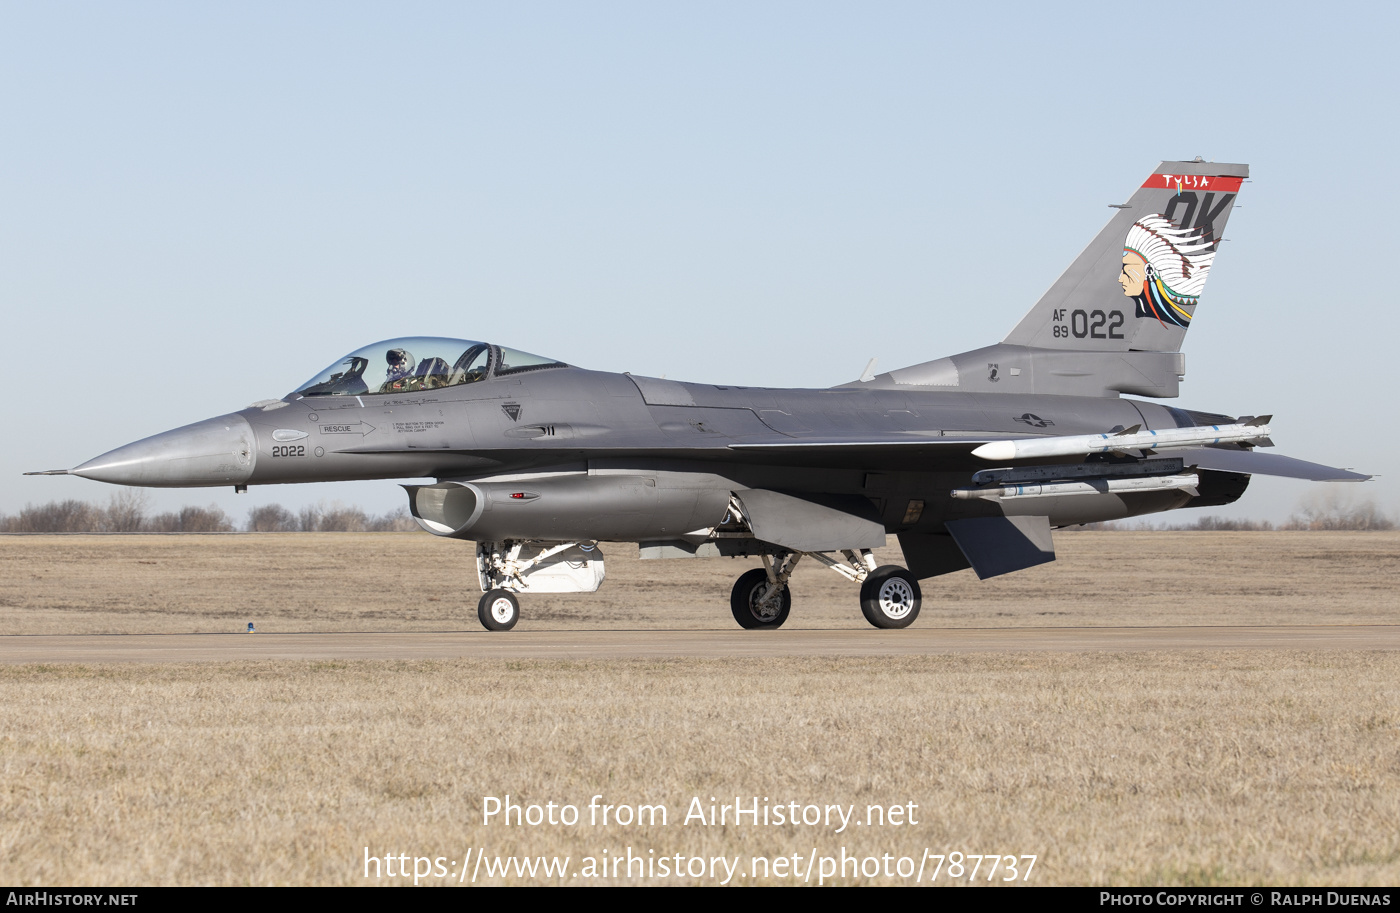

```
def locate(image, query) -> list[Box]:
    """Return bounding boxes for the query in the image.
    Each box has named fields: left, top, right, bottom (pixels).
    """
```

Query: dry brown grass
left=1, top=533, right=1397, bottom=886
left=1, top=531, right=1398, bottom=634
left=0, top=653, right=1397, bottom=886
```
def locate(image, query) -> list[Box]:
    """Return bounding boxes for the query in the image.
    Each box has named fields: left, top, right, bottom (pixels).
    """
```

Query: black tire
left=729, top=568, right=791, bottom=630
left=478, top=589, right=520, bottom=631
left=859, top=566, right=921, bottom=629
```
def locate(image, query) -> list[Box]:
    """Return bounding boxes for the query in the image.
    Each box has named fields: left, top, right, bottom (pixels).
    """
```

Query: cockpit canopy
left=295, top=337, right=566, bottom=397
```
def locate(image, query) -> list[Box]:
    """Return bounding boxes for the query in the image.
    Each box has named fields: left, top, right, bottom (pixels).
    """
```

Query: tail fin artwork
left=859, top=160, right=1247, bottom=398
left=1003, top=160, right=1246, bottom=353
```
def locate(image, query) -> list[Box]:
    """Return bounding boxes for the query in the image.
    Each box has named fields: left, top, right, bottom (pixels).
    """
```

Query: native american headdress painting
left=1119, top=214, right=1216, bottom=328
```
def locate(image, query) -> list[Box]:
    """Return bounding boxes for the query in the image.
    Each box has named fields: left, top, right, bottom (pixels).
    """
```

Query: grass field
left=2, top=531, right=1398, bottom=634
left=0, top=532, right=1397, bottom=885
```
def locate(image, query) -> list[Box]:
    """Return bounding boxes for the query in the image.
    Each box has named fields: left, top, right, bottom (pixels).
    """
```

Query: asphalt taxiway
left=1, top=625, right=1397, bottom=663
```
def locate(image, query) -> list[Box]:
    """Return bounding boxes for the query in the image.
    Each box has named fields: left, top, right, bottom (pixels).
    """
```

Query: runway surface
left=1, top=625, right=1398, bottom=662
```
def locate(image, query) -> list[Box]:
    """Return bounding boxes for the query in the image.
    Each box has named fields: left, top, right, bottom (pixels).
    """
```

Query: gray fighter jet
left=34, top=160, right=1367, bottom=631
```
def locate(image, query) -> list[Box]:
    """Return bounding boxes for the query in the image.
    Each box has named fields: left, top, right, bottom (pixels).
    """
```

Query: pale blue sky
left=3, top=1, right=1396, bottom=523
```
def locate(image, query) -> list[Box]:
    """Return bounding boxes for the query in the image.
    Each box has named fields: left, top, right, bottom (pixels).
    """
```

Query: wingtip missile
left=971, top=420, right=1275, bottom=462
left=969, top=440, right=1018, bottom=461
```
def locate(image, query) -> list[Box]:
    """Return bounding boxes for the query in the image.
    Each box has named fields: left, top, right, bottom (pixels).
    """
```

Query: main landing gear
left=724, top=549, right=922, bottom=631
left=859, top=565, right=921, bottom=629
left=730, top=568, right=792, bottom=629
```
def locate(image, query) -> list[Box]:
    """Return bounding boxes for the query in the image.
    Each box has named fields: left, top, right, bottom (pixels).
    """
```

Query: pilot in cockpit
left=384, top=348, right=415, bottom=391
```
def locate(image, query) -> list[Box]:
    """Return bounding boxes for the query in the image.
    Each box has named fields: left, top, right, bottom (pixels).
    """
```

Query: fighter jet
left=33, top=159, right=1367, bottom=631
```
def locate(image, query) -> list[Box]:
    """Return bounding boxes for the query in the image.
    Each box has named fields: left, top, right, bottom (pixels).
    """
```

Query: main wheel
left=729, top=568, right=791, bottom=630
left=478, top=589, right=520, bottom=631
left=859, top=566, right=921, bottom=629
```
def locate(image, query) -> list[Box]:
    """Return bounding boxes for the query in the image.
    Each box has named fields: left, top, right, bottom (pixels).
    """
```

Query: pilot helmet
left=385, top=348, right=414, bottom=380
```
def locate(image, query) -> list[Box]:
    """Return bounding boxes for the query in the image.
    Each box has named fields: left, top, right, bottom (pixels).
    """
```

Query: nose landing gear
left=478, top=589, right=520, bottom=631
left=472, top=539, right=605, bottom=631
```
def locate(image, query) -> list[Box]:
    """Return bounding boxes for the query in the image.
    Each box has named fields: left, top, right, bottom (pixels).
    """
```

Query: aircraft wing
left=726, top=435, right=1368, bottom=481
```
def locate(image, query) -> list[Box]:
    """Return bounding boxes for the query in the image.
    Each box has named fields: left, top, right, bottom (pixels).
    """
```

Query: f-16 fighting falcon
left=33, top=160, right=1368, bottom=631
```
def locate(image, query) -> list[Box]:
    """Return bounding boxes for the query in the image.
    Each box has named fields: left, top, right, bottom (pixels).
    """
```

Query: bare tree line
left=3, top=490, right=1392, bottom=534
left=0, top=491, right=417, bottom=533
left=244, top=502, right=417, bottom=533
left=1080, top=491, right=1394, bottom=531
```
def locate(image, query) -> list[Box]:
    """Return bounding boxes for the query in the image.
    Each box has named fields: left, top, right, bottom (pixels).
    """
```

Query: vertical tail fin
left=1002, top=160, right=1247, bottom=353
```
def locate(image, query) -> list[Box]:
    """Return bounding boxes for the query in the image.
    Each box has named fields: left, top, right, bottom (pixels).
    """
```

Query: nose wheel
left=478, top=589, right=520, bottom=631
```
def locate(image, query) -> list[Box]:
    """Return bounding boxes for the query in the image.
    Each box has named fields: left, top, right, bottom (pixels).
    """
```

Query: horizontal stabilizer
left=944, top=516, right=1056, bottom=580
left=1178, top=448, right=1370, bottom=482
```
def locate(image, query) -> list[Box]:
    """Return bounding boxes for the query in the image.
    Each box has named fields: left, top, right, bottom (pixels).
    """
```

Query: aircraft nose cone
left=71, top=414, right=256, bottom=487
